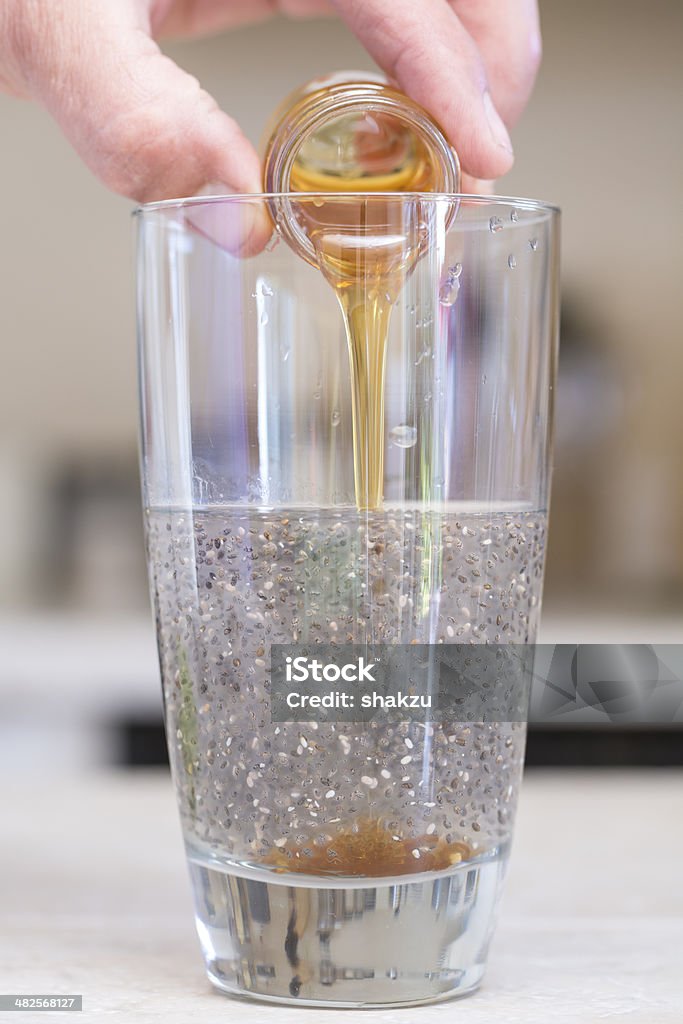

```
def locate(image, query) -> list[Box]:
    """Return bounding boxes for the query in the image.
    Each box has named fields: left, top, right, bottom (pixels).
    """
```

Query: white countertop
left=3, top=770, right=682, bottom=1022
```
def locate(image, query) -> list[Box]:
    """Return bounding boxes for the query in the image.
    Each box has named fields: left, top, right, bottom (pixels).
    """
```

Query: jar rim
left=262, top=82, right=461, bottom=198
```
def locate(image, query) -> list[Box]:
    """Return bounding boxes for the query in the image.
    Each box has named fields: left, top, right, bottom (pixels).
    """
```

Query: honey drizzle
left=288, top=108, right=440, bottom=510
left=308, top=223, right=419, bottom=509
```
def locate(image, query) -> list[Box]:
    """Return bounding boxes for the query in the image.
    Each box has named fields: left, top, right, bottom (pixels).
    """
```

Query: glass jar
left=262, top=70, right=461, bottom=265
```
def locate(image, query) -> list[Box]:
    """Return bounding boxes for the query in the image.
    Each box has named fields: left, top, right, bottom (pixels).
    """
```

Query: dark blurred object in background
left=46, top=452, right=148, bottom=612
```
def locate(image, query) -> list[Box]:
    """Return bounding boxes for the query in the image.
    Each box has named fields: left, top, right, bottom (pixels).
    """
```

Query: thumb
left=16, top=1, right=262, bottom=203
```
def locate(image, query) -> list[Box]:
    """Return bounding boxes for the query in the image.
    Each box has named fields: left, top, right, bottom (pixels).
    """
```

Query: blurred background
left=1, top=0, right=681, bottom=771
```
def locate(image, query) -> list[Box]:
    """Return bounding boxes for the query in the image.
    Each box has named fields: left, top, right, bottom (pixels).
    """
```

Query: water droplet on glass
left=508, top=254, right=517, bottom=270
left=259, top=281, right=274, bottom=297
left=260, top=311, right=269, bottom=325
left=510, top=209, right=519, bottom=223
left=390, top=424, right=417, bottom=449
left=489, top=216, right=503, bottom=233
left=439, top=277, right=460, bottom=306
left=312, top=197, right=324, bottom=208
left=415, top=348, right=429, bottom=365
left=331, top=410, right=341, bottom=427
left=529, top=237, right=539, bottom=251
left=439, top=263, right=462, bottom=306
left=482, top=374, right=488, bottom=384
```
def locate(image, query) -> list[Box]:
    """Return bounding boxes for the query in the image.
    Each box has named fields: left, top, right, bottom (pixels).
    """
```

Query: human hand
left=0, top=0, right=540, bottom=201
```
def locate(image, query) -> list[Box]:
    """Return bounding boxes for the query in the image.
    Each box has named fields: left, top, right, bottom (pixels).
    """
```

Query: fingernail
left=186, top=189, right=273, bottom=257
left=196, top=182, right=230, bottom=197
left=461, top=176, right=497, bottom=196
left=483, top=91, right=513, bottom=156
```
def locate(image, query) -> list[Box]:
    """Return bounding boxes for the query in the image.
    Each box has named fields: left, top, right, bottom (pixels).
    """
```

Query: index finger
left=452, top=0, right=542, bottom=126
left=332, top=0, right=515, bottom=181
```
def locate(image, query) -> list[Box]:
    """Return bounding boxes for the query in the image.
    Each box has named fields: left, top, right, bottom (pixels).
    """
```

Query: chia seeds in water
left=145, top=505, right=546, bottom=878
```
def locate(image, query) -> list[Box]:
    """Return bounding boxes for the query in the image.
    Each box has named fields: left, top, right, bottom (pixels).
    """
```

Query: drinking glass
left=136, top=193, right=560, bottom=1007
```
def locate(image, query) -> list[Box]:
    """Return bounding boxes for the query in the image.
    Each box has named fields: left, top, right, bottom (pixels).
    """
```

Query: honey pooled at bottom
left=263, top=817, right=473, bottom=877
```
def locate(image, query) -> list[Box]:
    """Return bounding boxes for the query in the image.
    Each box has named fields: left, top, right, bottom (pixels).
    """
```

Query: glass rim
left=132, top=192, right=560, bottom=217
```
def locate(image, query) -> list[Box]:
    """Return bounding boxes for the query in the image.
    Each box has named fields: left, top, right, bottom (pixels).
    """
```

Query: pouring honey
left=263, top=71, right=460, bottom=510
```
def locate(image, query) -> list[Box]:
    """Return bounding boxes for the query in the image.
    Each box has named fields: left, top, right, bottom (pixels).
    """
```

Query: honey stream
left=309, top=223, right=420, bottom=510
left=288, top=108, right=442, bottom=510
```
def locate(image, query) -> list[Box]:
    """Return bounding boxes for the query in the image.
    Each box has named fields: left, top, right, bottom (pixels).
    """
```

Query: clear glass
left=136, top=193, right=560, bottom=1008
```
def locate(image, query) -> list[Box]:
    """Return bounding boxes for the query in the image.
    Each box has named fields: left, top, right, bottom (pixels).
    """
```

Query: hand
left=0, top=0, right=541, bottom=201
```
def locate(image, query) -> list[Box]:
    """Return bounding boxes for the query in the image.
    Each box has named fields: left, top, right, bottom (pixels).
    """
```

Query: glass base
left=188, top=849, right=506, bottom=1008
